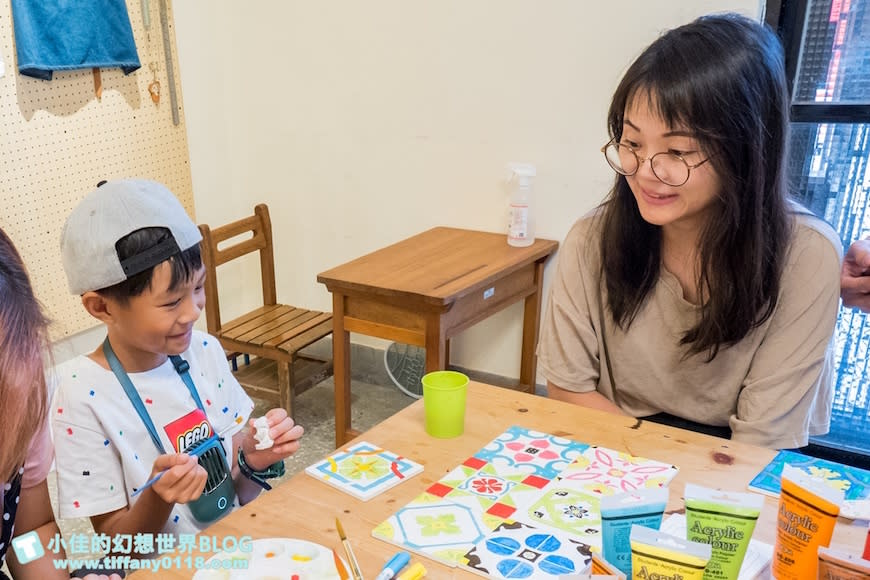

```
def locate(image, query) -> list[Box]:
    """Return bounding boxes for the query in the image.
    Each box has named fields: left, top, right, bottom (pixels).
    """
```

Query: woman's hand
left=841, top=238, right=870, bottom=312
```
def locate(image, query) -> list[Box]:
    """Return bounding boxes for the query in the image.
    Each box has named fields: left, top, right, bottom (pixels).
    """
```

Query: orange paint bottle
left=772, top=464, right=844, bottom=579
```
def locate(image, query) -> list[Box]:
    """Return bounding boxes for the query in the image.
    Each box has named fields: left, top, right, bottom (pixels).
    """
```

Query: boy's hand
left=242, top=408, right=304, bottom=470
left=149, top=453, right=208, bottom=504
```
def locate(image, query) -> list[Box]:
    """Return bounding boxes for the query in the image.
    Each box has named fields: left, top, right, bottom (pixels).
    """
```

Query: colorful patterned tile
left=432, top=459, right=551, bottom=520
left=473, top=426, right=589, bottom=479
left=459, top=520, right=593, bottom=579
left=557, top=446, right=679, bottom=494
left=305, top=441, right=423, bottom=500
left=513, top=485, right=604, bottom=549
left=371, top=492, right=506, bottom=566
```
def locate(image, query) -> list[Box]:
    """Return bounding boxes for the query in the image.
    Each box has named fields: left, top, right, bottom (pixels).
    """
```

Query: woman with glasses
left=537, top=13, right=842, bottom=449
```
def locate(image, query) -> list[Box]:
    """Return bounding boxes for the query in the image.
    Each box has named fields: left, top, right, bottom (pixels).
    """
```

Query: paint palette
left=191, top=538, right=346, bottom=580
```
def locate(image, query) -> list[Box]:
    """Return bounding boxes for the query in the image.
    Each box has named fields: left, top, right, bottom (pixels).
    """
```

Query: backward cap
left=60, top=179, right=202, bottom=295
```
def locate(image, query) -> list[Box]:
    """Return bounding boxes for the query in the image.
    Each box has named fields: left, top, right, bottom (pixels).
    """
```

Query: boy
left=53, top=179, right=304, bottom=537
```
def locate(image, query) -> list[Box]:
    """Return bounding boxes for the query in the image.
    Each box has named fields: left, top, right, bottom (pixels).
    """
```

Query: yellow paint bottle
left=630, top=524, right=712, bottom=579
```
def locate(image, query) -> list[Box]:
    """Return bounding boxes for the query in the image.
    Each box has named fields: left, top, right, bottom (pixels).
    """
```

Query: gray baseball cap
left=60, top=179, right=202, bottom=295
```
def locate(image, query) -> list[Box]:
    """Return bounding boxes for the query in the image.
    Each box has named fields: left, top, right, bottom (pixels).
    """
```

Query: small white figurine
left=253, top=416, right=274, bottom=450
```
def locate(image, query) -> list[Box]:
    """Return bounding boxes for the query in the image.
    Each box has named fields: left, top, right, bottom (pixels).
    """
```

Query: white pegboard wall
left=0, top=0, right=194, bottom=339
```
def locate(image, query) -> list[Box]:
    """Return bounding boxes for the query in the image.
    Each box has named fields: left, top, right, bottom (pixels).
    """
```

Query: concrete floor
left=44, top=374, right=416, bottom=562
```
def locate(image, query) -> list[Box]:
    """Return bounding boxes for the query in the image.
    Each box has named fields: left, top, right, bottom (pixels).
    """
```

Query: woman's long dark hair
left=599, top=13, right=791, bottom=361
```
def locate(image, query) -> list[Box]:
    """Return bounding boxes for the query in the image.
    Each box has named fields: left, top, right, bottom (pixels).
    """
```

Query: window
left=769, top=0, right=870, bottom=464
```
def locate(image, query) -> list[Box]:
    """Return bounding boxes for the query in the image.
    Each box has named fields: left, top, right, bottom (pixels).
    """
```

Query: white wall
left=167, top=1, right=762, bottom=382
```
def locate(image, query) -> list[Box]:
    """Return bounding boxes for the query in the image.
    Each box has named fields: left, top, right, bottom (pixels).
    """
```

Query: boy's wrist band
left=237, top=448, right=285, bottom=490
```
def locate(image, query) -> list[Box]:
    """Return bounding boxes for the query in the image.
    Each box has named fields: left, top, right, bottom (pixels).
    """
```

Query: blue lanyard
left=102, top=338, right=207, bottom=455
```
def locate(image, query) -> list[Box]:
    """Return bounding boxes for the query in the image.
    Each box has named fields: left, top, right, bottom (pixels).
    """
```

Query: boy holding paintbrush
left=52, top=179, right=303, bottom=538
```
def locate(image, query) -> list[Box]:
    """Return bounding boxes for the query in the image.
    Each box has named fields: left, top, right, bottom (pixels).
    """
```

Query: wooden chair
left=199, top=204, right=333, bottom=419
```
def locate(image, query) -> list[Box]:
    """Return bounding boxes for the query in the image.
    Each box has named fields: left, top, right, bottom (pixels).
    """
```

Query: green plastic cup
left=422, top=370, right=469, bottom=438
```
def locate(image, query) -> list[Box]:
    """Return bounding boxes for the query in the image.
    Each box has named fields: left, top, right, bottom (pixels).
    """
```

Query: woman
left=0, top=227, right=119, bottom=579
left=537, top=13, right=841, bottom=449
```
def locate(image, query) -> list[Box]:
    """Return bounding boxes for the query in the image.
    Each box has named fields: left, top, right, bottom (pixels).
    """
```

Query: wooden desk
left=317, top=227, right=558, bottom=446
left=137, top=382, right=865, bottom=579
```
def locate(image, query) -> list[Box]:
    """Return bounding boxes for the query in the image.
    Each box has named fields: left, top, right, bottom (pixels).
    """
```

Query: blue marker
left=374, top=551, right=410, bottom=580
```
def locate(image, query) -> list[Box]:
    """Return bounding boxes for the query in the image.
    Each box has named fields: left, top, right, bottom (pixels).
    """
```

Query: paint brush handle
left=341, top=539, right=364, bottom=580
left=131, top=444, right=209, bottom=497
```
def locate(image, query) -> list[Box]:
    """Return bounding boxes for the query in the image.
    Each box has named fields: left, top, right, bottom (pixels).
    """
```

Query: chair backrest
left=198, top=204, right=277, bottom=335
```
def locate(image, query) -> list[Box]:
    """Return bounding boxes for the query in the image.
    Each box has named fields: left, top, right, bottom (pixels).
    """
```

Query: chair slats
left=233, top=308, right=310, bottom=343
left=220, top=304, right=289, bottom=334
left=277, top=317, right=335, bottom=355
left=264, top=312, right=332, bottom=348
left=254, top=311, right=322, bottom=346
left=223, top=306, right=301, bottom=341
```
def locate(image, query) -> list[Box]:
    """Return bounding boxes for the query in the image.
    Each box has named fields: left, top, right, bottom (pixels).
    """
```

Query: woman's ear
left=81, top=291, right=115, bottom=324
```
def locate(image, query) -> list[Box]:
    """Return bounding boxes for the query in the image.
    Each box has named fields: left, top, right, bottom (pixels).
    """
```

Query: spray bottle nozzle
left=507, top=163, right=536, bottom=188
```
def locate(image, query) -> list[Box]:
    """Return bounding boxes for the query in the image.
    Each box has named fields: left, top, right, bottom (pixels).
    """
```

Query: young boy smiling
left=53, top=179, right=304, bottom=538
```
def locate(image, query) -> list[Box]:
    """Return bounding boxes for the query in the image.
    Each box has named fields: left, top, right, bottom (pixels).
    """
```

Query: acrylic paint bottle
left=507, top=163, right=536, bottom=247
left=630, top=524, right=712, bottom=580
left=818, top=546, right=870, bottom=579
left=600, top=487, right=669, bottom=576
left=773, top=464, right=844, bottom=579
left=684, top=483, right=763, bottom=579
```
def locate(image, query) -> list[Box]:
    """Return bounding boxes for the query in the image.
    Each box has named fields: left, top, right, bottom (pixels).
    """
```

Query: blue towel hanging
left=10, top=0, right=141, bottom=80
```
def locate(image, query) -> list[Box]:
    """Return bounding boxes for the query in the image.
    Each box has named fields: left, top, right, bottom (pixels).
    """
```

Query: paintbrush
left=336, top=517, right=364, bottom=580
left=131, top=442, right=211, bottom=497
left=333, top=548, right=350, bottom=580
left=130, top=420, right=238, bottom=498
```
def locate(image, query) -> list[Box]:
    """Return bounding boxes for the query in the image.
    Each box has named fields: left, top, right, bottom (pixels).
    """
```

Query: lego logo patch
left=163, top=408, right=214, bottom=452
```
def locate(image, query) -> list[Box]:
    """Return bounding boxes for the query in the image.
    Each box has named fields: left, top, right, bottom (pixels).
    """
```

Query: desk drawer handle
left=483, top=287, right=495, bottom=300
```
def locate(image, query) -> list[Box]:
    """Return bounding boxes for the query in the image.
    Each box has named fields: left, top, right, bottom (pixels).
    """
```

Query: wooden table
left=138, top=382, right=866, bottom=579
left=317, top=227, right=558, bottom=446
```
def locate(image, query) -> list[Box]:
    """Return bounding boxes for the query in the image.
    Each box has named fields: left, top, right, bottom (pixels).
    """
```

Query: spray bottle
left=507, top=163, right=536, bottom=247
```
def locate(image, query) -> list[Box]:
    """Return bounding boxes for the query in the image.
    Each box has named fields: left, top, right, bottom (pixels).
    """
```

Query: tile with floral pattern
left=371, top=491, right=507, bottom=566
left=473, top=426, right=589, bottom=479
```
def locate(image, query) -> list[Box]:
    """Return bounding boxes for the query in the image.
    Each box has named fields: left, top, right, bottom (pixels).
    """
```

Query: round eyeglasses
left=601, top=139, right=709, bottom=187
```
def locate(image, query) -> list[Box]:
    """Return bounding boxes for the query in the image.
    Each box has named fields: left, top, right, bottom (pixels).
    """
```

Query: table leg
left=424, top=315, right=446, bottom=372
left=519, top=260, right=546, bottom=394
left=332, top=293, right=352, bottom=446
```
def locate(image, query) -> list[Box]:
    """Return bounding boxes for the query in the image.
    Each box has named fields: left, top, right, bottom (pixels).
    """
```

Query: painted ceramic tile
left=426, top=456, right=551, bottom=520
left=513, top=485, right=604, bottom=549
left=474, top=425, right=589, bottom=479
left=460, top=520, right=593, bottom=579
left=555, top=445, right=679, bottom=494
left=305, top=441, right=423, bottom=501
left=371, top=492, right=506, bottom=566
left=748, top=449, right=870, bottom=500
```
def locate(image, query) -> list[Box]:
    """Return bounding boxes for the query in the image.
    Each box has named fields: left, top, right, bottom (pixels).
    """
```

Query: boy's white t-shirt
left=52, top=330, right=255, bottom=535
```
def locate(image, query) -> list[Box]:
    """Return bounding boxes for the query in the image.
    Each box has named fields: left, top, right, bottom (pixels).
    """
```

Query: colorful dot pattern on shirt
left=54, top=331, right=255, bottom=535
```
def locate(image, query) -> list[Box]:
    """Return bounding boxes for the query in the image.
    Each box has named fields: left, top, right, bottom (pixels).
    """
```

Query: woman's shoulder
left=563, top=206, right=606, bottom=248
left=789, top=202, right=844, bottom=262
